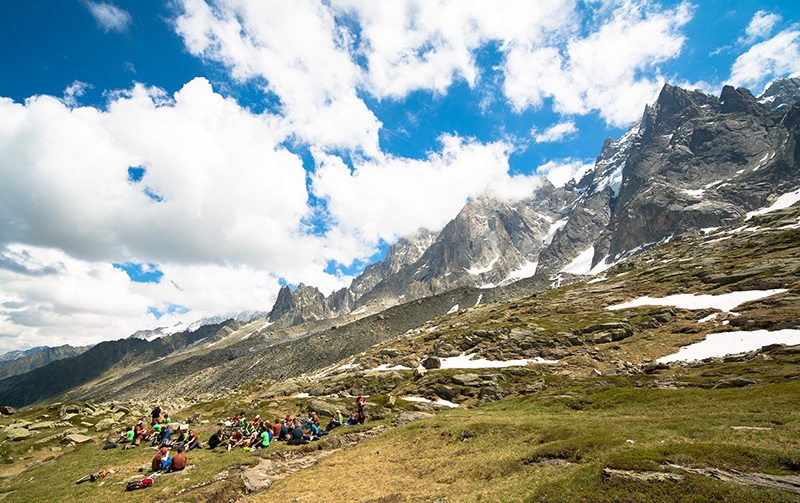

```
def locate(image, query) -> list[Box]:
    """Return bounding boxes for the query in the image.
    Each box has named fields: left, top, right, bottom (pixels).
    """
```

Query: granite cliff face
left=203, top=79, right=800, bottom=332
left=537, top=80, right=800, bottom=276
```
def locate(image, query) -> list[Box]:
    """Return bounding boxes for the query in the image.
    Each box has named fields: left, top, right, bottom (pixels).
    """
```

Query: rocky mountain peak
left=719, top=85, right=767, bottom=116
left=758, top=77, right=800, bottom=113
left=268, top=283, right=329, bottom=326
left=643, top=83, right=719, bottom=137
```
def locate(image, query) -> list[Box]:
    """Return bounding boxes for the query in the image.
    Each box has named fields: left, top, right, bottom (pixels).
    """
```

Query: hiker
left=158, top=424, right=173, bottom=448
left=160, top=447, right=173, bottom=471
left=257, top=427, right=270, bottom=450
left=148, top=423, right=162, bottom=446
left=326, top=410, right=343, bottom=431
left=229, top=429, right=245, bottom=449
left=150, top=405, right=162, bottom=426
left=287, top=420, right=307, bottom=445
left=279, top=420, right=289, bottom=441
left=309, top=412, right=320, bottom=426
left=356, top=395, right=366, bottom=424
left=208, top=429, right=227, bottom=449
left=271, top=419, right=282, bottom=441
left=185, top=429, right=201, bottom=451
left=163, top=412, right=171, bottom=425
left=133, top=420, right=145, bottom=446
left=167, top=446, right=187, bottom=472
left=306, top=421, right=321, bottom=441
left=118, top=426, right=134, bottom=445
left=151, top=447, right=170, bottom=472
left=345, top=413, right=359, bottom=426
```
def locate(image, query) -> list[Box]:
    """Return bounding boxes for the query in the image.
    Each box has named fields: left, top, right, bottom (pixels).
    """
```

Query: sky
left=1, top=0, right=799, bottom=353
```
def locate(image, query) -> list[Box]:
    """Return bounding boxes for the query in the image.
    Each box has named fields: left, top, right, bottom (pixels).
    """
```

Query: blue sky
left=0, top=0, right=798, bottom=352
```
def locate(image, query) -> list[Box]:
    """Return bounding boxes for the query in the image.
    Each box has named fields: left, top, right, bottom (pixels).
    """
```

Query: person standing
left=356, top=395, right=366, bottom=424
left=150, top=405, right=162, bottom=426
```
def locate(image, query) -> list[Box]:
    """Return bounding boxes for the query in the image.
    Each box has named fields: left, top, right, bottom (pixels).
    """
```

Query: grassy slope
left=262, top=376, right=800, bottom=503
left=0, top=208, right=798, bottom=502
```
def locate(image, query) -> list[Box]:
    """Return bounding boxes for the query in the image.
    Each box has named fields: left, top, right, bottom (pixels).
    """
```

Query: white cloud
left=744, top=10, right=781, bottom=43
left=532, top=121, right=577, bottom=143
left=174, top=0, right=382, bottom=156
left=84, top=1, right=132, bottom=33
left=0, top=244, right=281, bottom=352
left=536, top=159, right=593, bottom=188
left=503, top=1, right=693, bottom=126
left=62, top=81, right=92, bottom=107
left=174, top=0, right=693, bottom=142
left=310, top=134, right=539, bottom=242
left=729, top=29, right=800, bottom=91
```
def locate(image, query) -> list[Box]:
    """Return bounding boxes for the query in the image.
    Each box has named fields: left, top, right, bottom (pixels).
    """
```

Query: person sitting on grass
left=158, top=424, right=173, bottom=448
left=287, top=420, right=307, bottom=445
left=257, top=427, right=271, bottom=450
left=133, top=420, right=146, bottom=446
left=148, top=423, right=163, bottom=446
left=166, top=446, right=187, bottom=472
left=185, top=429, right=201, bottom=451
left=151, top=447, right=170, bottom=472
left=207, top=429, right=227, bottom=450
left=325, top=410, right=343, bottom=431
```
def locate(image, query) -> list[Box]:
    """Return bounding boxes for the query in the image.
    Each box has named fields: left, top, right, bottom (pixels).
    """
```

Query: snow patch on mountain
left=467, top=255, right=500, bottom=276
left=658, top=329, right=800, bottom=363
left=745, top=188, right=800, bottom=220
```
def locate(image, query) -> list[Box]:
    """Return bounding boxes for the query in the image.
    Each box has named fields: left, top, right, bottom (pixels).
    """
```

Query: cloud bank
left=1, top=0, right=797, bottom=351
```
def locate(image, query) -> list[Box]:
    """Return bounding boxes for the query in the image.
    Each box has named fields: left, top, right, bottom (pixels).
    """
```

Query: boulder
left=432, top=385, right=459, bottom=401
left=602, top=468, right=684, bottom=483
left=28, top=421, right=55, bottom=430
left=392, top=411, right=434, bottom=427
left=521, top=379, right=546, bottom=394
left=307, top=399, right=338, bottom=418
left=477, top=386, right=509, bottom=405
left=713, top=377, right=758, bottom=389
left=0, top=406, right=15, bottom=416
left=451, top=374, right=482, bottom=387
left=94, top=418, right=116, bottom=431
left=5, top=428, right=32, bottom=441
left=8, top=420, right=32, bottom=429
left=422, top=356, right=441, bottom=369
left=413, top=367, right=427, bottom=379
left=60, top=404, right=82, bottom=417
left=62, top=434, right=94, bottom=445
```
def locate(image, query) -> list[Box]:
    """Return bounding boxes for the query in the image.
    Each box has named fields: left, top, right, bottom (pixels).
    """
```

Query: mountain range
left=0, top=77, right=798, bottom=408
left=267, top=77, right=800, bottom=326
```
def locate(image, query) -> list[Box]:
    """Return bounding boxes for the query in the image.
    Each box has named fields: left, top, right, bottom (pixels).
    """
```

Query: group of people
left=207, top=395, right=368, bottom=451
left=108, top=405, right=202, bottom=453
left=106, top=395, right=369, bottom=474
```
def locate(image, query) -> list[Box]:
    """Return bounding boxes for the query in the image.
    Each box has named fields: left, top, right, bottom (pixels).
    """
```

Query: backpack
left=125, top=477, right=153, bottom=491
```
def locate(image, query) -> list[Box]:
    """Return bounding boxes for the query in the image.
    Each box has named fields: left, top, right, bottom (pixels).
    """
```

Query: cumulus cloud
left=0, top=244, right=281, bottom=352
left=174, top=0, right=693, bottom=142
left=729, top=29, right=800, bottom=91
left=84, top=1, right=132, bottom=33
left=503, top=1, right=692, bottom=126
left=744, top=10, right=782, bottom=43
left=535, top=159, right=593, bottom=188
left=62, top=81, right=92, bottom=107
left=174, top=0, right=382, bottom=156
left=532, top=121, right=577, bottom=143
left=310, top=134, right=540, bottom=242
